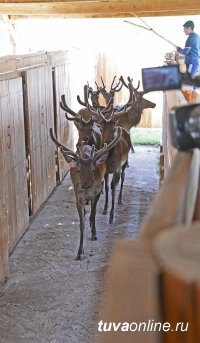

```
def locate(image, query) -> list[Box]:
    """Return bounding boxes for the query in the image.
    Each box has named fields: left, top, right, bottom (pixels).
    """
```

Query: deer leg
left=126, top=159, right=129, bottom=167
left=76, top=201, right=85, bottom=260
left=118, top=162, right=127, bottom=204
left=90, top=193, right=101, bottom=240
left=103, top=173, right=109, bottom=215
left=131, top=143, right=135, bottom=153
left=101, top=180, right=104, bottom=194
left=109, top=172, right=120, bottom=224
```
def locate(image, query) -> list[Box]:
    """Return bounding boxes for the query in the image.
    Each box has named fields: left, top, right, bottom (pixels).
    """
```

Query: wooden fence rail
left=98, top=150, right=200, bottom=343
left=98, top=90, right=200, bottom=343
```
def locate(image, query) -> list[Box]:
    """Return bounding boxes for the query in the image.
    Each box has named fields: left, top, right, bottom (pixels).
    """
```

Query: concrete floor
left=0, top=145, right=159, bottom=343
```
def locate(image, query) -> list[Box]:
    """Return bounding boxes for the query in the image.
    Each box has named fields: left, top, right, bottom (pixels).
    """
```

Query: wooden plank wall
left=0, top=85, right=8, bottom=284
left=25, top=66, right=56, bottom=215
left=53, top=63, right=74, bottom=181
left=0, top=50, right=67, bottom=74
left=0, top=51, right=77, bottom=284
left=0, top=78, right=29, bottom=254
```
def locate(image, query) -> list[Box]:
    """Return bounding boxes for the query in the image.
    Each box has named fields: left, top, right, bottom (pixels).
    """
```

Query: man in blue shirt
left=176, top=20, right=200, bottom=77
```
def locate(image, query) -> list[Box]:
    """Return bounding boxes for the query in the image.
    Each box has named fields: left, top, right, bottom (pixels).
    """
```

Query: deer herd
left=50, top=76, right=156, bottom=260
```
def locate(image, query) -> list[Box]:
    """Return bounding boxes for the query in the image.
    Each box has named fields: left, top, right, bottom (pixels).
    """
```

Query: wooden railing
left=162, top=88, right=200, bottom=179
left=98, top=151, right=200, bottom=343
left=98, top=90, right=200, bottom=343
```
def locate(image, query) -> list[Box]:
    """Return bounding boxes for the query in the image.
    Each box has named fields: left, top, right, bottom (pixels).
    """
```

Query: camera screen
left=142, top=65, right=182, bottom=92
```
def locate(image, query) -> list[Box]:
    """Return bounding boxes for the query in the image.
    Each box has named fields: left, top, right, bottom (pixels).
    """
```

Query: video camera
left=141, top=65, right=200, bottom=150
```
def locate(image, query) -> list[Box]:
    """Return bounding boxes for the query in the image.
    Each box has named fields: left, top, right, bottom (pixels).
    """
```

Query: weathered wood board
left=0, top=77, right=29, bottom=257
left=53, top=63, right=74, bottom=181
left=25, top=66, right=56, bottom=214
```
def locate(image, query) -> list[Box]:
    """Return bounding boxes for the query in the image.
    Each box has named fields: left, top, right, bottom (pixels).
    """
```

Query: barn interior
left=0, top=1, right=200, bottom=343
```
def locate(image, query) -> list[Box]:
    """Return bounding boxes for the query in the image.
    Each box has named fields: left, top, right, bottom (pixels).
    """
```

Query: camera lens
left=185, top=105, right=200, bottom=144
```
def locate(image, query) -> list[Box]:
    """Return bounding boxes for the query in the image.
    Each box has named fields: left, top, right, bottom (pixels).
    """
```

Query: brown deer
left=96, top=109, right=132, bottom=224
left=99, top=76, right=123, bottom=106
left=60, top=95, right=103, bottom=150
left=49, top=127, right=121, bottom=260
left=76, top=84, right=115, bottom=120
left=79, top=83, right=101, bottom=108
left=119, top=76, right=156, bottom=133
left=99, top=76, right=156, bottom=152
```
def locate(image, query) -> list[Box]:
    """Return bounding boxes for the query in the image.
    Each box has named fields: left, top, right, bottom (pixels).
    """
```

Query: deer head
left=99, top=76, right=123, bottom=105
left=49, top=127, right=121, bottom=190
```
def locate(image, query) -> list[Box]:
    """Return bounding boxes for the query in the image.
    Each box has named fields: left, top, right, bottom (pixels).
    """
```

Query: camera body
left=142, top=65, right=182, bottom=92
left=169, top=104, right=200, bottom=150
left=141, top=65, right=200, bottom=150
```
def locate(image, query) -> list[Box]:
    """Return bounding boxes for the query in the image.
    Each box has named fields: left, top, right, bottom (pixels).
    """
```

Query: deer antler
left=126, top=82, right=136, bottom=107
left=110, top=76, right=123, bottom=93
left=97, top=108, right=118, bottom=124
left=60, top=95, right=82, bottom=121
left=119, top=76, right=128, bottom=88
left=77, top=94, right=87, bottom=107
left=49, top=128, right=78, bottom=161
left=127, top=76, right=140, bottom=90
left=83, top=84, right=89, bottom=103
left=100, top=76, right=106, bottom=89
left=65, top=113, right=81, bottom=123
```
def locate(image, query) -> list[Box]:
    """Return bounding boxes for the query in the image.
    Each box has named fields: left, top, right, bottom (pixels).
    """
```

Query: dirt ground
left=0, top=145, right=159, bottom=343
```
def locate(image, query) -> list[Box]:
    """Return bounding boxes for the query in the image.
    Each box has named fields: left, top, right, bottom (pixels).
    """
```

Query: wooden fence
left=0, top=51, right=76, bottom=285
left=162, top=89, right=200, bottom=179
left=98, top=100, right=200, bottom=343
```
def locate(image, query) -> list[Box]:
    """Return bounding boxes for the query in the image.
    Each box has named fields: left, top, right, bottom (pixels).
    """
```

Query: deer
left=76, top=83, right=115, bottom=120
left=98, top=75, right=123, bottom=106
left=49, top=126, right=121, bottom=260
left=97, top=76, right=156, bottom=152
left=63, top=107, right=103, bottom=150
left=60, top=88, right=124, bottom=151
left=118, top=76, right=156, bottom=151
left=77, top=82, right=101, bottom=109
left=94, top=108, right=132, bottom=224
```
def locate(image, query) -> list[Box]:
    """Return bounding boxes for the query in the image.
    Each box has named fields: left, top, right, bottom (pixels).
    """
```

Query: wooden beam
left=0, top=1, right=199, bottom=17
left=8, top=10, right=200, bottom=20
left=1, top=15, right=17, bottom=53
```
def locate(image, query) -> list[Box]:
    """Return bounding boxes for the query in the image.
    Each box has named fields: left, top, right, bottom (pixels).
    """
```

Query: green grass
left=130, top=128, right=161, bottom=145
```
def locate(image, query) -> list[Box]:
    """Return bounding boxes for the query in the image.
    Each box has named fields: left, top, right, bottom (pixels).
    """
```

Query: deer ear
left=62, top=152, right=77, bottom=167
left=68, top=160, right=77, bottom=168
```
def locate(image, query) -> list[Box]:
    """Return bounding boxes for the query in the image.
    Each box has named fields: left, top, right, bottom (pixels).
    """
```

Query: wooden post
left=154, top=222, right=200, bottom=343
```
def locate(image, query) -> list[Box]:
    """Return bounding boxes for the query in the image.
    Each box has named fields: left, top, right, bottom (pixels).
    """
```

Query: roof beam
left=0, top=1, right=199, bottom=17
left=1, top=14, right=17, bottom=53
